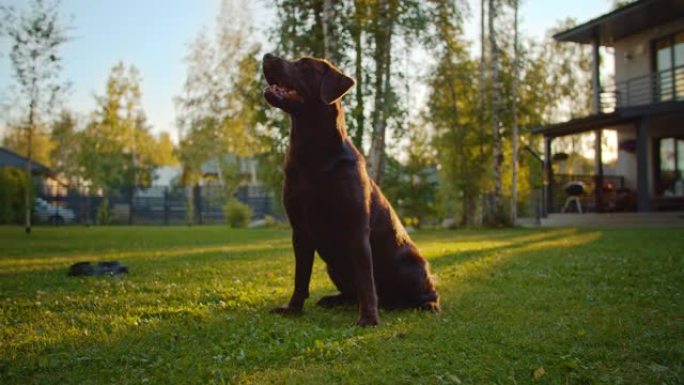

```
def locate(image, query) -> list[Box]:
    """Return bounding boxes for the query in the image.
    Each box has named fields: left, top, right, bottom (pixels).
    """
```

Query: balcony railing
left=599, top=64, right=684, bottom=113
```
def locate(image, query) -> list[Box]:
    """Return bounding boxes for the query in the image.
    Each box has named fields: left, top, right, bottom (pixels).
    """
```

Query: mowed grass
left=1, top=226, right=683, bottom=384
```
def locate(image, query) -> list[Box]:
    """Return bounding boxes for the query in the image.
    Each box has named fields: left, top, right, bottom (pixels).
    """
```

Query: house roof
left=531, top=113, right=635, bottom=138
left=554, top=0, right=684, bottom=46
left=0, top=147, right=53, bottom=176
left=532, top=101, right=684, bottom=138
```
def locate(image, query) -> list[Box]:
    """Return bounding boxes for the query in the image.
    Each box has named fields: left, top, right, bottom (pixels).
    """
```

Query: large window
left=654, top=32, right=684, bottom=101
left=656, top=137, right=684, bottom=197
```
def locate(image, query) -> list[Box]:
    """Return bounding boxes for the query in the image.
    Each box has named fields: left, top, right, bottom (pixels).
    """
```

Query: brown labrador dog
left=263, top=53, right=439, bottom=326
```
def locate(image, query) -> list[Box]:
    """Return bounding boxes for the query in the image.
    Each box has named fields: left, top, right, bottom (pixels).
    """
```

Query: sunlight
left=436, top=230, right=603, bottom=282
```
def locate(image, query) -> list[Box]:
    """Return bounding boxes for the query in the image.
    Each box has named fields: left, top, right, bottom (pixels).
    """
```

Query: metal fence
left=37, top=184, right=276, bottom=226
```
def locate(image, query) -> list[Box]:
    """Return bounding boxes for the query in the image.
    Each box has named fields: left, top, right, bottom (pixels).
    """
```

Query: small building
left=534, top=0, right=684, bottom=215
left=0, top=146, right=65, bottom=195
left=0, top=147, right=53, bottom=176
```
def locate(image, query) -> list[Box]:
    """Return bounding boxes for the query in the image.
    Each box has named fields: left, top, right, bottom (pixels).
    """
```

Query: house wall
left=614, top=19, right=684, bottom=83
left=616, top=113, right=684, bottom=199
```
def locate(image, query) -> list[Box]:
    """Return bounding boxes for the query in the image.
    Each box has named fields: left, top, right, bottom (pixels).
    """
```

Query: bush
left=223, top=199, right=252, bottom=228
left=402, top=216, right=420, bottom=229
left=263, top=214, right=279, bottom=227
left=0, top=167, right=29, bottom=224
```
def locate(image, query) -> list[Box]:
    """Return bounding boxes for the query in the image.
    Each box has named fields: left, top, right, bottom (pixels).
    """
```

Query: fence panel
left=36, top=184, right=274, bottom=226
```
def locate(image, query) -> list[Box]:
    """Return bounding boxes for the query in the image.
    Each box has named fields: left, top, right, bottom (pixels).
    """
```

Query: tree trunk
left=488, top=0, right=503, bottom=225
left=510, top=0, right=520, bottom=225
left=479, top=0, right=486, bottom=111
left=351, top=0, right=365, bottom=149
left=368, top=66, right=386, bottom=183
left=25, top=98, right=35, bottom=234
left=322, top=0, right=336, bottom=60
left=476, top=0, right=487, bottom=227
left=367, top=1, right=393, bottom=185
left=312, top=0, right=325, bottom=57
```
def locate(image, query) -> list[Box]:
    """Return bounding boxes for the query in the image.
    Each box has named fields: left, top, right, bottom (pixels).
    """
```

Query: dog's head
left=262, top=54, right=355, bottom=114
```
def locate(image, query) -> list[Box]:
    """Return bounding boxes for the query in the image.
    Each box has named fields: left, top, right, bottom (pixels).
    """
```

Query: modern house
left=534, top=0, right=684, bottom=220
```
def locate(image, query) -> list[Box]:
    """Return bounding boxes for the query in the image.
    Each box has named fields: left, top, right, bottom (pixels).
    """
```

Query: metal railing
left=600, top=64, right=684, bottom=113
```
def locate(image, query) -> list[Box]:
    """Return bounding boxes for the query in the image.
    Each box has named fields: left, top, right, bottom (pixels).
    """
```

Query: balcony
left=600, top=64, right=684, bottom=113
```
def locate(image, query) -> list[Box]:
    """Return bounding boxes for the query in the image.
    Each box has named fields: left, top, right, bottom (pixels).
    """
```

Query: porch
left=537, top=110, right=684, bottom=216
left=534, top=53, right=684, bottom=215
left=536, top=211, right=684, bottom=228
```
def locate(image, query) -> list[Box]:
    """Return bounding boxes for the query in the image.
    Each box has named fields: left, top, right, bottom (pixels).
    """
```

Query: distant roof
left=554, top=0, right=684, bottom=46
left=0, top=147, right=53, bottom=175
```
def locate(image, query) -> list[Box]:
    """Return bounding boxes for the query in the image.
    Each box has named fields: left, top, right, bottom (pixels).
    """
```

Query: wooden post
left=592, top=37, right=601, bottom=114
left=164, top=187, right=169, bottom=225
left=594, top=129, right=604, bottom=212
left=636, top=118, right=650, bottom=212
left=544, top=136, right=553, bottom=215
left=194, top=184, right=203, bottom=225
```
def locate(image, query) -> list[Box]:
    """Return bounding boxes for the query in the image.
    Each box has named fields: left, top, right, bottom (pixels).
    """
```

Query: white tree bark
left=510, top=0, right=520, bottom=224
left=488, top=0, right=503, bottom=224
left=322, top=0, right=336, bottom=60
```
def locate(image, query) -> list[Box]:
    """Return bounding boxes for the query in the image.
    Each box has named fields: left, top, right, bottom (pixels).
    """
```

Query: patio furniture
left=563, top=182, right=586, bottom=213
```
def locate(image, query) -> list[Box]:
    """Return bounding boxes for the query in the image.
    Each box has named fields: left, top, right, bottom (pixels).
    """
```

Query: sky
left=0, top=0, right=613, bottom=142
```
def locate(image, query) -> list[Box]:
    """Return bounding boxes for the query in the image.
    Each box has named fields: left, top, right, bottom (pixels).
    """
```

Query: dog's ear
left=320, top=68, right=355, bottom=105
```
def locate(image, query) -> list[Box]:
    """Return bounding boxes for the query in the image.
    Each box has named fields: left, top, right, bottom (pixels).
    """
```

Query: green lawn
left=1, top=226, right=683, bottom=384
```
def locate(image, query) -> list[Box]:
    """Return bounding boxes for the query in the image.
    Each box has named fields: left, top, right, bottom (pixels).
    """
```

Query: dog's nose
left=263, top=53, right=276, bottom=62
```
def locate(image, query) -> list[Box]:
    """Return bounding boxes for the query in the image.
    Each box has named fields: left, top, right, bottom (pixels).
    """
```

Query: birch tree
left=175, top=0, right=261, bottom=192
left=488, top=0, right=504, bottom=225
left=322, top=0, right=336, bottom=60
left=366, top=0, right=395, bottom=184
left=510, top=0, right=520, bottom=224
left=2, top=0, right=70, bottom=234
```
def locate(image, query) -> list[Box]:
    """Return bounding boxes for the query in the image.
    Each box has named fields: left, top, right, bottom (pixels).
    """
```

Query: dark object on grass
left=262, top=54, right=439, bottom=327
left=68, top=261, right=128, bottom=277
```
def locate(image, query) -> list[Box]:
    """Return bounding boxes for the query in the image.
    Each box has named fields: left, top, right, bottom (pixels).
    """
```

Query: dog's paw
left=420, top=301, right=441, bottom=313
left=355, top=316, right=380, bottom=327
left=272, top=305, right=302, bottom=315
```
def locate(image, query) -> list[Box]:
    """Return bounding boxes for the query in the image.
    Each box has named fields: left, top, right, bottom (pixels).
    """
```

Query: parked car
left=35, top=198, right=75, bottom=225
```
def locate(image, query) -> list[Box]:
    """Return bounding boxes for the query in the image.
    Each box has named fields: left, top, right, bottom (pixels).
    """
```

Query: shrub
left=263, top=214, right=278, bottom=227
left=403, top=216, right=420, bottom=228
left=0, top=167, right=29, bottom=224
left=223, top=199, right=252, bottom=228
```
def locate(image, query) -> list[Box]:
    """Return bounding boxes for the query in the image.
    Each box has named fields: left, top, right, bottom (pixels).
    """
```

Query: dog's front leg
left=350, top=236, right=380, bottom=326
left=274, top=231, right=314, bottom=314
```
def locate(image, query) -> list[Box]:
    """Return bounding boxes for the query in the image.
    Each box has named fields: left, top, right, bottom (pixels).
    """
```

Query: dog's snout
left=263, top=53, right=277, bottom=62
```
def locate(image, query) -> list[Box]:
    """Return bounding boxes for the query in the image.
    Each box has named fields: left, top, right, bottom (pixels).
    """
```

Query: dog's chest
left=285, top=164, right=368, bottom=236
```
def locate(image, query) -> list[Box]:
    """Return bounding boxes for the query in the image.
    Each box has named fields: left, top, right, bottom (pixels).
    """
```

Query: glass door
left=674, top=32, right=684, bottom=99
left=655, top=32, right=684, bottom=102
left=656, top=137, right=684, bottom=197
left=656, top=37, right=674, bottom=101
